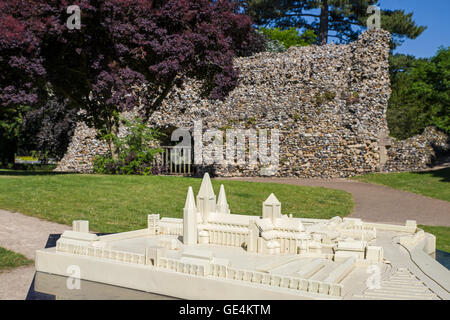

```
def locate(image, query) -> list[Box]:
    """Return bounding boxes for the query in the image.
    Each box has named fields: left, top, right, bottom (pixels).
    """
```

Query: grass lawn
left=352, top=168, right=450, bottom=202
left=0, top=170, right=354, bottom=233
left=0, top=247, right=33, bottom=272
left=420, top=225, right=450, bottom=253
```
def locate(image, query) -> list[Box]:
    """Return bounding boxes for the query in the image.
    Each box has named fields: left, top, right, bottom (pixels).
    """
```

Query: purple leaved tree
left=0, top=0, right=260, bottom=150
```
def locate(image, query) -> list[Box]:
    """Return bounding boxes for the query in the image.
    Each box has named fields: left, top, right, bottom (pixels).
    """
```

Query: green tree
left=242, top=0, right=426, bottom=47
left=1, top=0, right=258, bottom=163
left=387, top=48, right=450, bottom=139
left=93, top=117, right=165, bottom=175
left=0, top=105, right=29, bottom=165
left=259, top=27, right=316, bottom=49
left=425, top=48, right=450, bottom=133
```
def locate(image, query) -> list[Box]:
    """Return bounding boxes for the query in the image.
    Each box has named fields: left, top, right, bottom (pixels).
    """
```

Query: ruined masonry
left=56, top=29, right=449, bottom=177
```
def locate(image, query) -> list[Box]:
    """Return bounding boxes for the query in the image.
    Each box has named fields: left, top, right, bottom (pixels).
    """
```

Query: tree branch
left=284, top=13, right=321, bottom=18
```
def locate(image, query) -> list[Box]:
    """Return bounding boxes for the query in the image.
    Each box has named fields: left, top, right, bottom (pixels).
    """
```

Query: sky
left=379, top=0, right=449, bottom=58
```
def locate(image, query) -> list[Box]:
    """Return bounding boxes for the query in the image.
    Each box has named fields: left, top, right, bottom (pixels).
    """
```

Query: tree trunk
left=105, top=115, right=119, bottom=160
left=145, top=77, right=175, bottom=121
left=319, top=0, right=329, bottom=45
left=108, top=138, right=117, bottom=160
left=110, top=121, right=119, bottom=160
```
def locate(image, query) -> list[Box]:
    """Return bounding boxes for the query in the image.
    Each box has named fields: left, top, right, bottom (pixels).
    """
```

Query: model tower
left=216, top=184, right=230, bottom=214
left=196, top=173, right=216, bottom=222
left=183, top=186, right=197, bottom=245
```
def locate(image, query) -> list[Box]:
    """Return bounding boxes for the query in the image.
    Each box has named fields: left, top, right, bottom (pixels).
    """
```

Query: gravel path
left=218, top=177, right=450, bottom=227
left=0, top=209, right=70, bottom=300
left=0, top=266, right=35, bottom=300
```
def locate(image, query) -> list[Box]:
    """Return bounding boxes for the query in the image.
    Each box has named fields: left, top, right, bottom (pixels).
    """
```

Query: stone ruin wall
left=56, top=29, right=449, bottom=177
left=382, top=126, right=449, bottom=172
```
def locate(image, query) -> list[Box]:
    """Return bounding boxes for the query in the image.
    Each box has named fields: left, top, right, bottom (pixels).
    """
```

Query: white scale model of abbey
left=35, top=173, right=450, bottom=300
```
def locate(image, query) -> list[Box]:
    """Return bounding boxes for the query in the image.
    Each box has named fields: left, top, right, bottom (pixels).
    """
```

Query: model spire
left=196, top=173, right=216, bottom=221
left=198, top=172, right=215, bottom=198
left=217, top=184, right=230, bottom=214
left=184, top=186, right=196, bottom=210
left=183, top=186, right=197, bottom=245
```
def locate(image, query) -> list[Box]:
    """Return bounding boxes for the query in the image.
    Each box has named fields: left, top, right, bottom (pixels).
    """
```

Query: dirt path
left=0, top=209, right=70, bottom=300
left=218, top=177, right=450, bottom=227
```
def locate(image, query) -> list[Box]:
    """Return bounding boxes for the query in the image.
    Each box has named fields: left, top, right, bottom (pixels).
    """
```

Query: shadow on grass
left=415, top=167, right=450, bottom=183
left=0, top=170, right=73, bottom=176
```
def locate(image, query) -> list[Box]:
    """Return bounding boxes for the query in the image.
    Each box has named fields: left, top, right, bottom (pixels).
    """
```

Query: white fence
left=56, top=242, right=145, bottom=265
left=156, top=257, right=343, bottom=297
left=155, top=146, right=193, bottom=175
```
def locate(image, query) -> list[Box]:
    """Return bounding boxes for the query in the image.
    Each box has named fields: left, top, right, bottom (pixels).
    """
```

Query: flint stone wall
left=56, top=29, right=448, bottom=177
left=382, top=127, right=449, bottom=172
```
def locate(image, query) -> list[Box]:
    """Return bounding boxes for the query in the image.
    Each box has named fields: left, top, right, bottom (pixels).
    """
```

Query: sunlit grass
left=0, top=171, right=353, bottom=233
left=420, top=225, right=450, bottom=253
left=0, top=247, right=33, bottom=272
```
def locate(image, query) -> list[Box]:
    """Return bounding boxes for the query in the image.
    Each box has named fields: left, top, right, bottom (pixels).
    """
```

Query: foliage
left=388, top=48, right=450, bottom=139
left=0, top=171, right=354, bottom=233
left=0, top=104, right=28, bottom=164
left=11, top=163, right=57, bottom=171
left=314, top=90, right=336, bottom=106
left=1, top=97, right=76, bottom=165
left=264, top=37, right=287, bottom=53
left=241, top=0, right=426, bottom=47
left=19, top=98, right=78, bottom=160
left=0, top=0, right=258, bottom=141
left=259, top=27, right=316, bottom=49
left=93, top=117, right=164, bottom=175
left=229, top=22, right=268, bottom=57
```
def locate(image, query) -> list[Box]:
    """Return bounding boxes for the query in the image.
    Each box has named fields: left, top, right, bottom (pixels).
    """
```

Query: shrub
left=315, top=91, right=336, bottom=106
left=151, top=165, right=169, bottom=176
left=324, top=91, right=336, bottom=100
left=93, top=154, right=118, bottom=174
left=20, top=99, right=78, bottom=160
left=93, top=117, right=164, bottom=175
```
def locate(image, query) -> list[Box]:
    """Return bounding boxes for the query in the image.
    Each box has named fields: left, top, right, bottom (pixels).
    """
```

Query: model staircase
left=354, top=268, right=439, bottom=300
